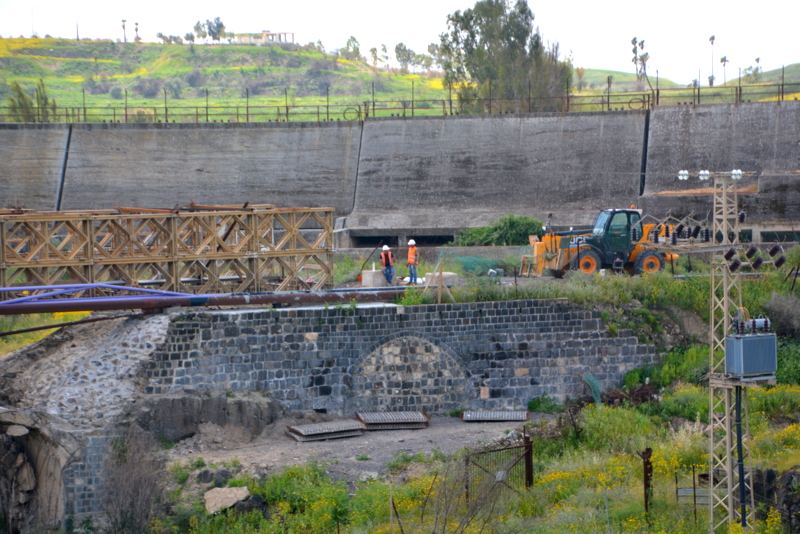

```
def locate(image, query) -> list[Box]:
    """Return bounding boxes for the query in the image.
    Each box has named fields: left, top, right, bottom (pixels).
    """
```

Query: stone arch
left=347, top=333, right=474, bottom=413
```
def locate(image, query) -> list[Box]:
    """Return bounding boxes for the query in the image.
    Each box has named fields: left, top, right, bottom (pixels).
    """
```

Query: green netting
left=447, top=255, right=507, bottom=275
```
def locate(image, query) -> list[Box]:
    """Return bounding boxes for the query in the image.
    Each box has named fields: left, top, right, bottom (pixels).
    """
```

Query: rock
left=16, top=460, right=36, bottom=492
left=204, top=487, right=250, bottom=514
left=197, top=469, right=213, bottom=484
left=214, top=469, right=233, bottom=488
left=6, top=425, right=29, bottom=437
left=233, top=494, right=267, bottom=515
left=359, top=472, right=379, bottom=482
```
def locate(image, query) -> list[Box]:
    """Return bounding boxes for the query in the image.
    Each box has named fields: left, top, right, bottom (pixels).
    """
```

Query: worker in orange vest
left=380, top=245, right=394, bottom=285
left=407, top=239, right=419, bottom=285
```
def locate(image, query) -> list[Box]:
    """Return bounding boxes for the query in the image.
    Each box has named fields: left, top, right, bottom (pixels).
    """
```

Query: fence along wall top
left=0, top=205, right=335, bottom=221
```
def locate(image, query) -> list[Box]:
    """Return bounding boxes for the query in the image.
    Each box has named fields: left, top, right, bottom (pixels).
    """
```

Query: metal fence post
left=464, top=454, right=470, bottom=502
left=524, top=434, right=533, bottom=488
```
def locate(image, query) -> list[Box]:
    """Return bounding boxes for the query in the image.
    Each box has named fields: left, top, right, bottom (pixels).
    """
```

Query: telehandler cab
left=520, top=208, right=679, bottom=277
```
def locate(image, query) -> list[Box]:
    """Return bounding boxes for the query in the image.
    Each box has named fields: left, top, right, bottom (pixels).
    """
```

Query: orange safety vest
left=407, top=246, right=419, bottom=265
left=380, top=250, right=394, bottom=267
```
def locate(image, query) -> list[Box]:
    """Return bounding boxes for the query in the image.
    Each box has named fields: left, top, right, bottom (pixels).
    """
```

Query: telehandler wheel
left=634, top=250, right=665, bottom=274
left=570, top=250, right=601, bottom=274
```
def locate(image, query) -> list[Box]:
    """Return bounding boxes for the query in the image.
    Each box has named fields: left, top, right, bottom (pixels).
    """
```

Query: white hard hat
left=408, top=239, right=416, bottom=245
left=382, top=245, right=390, bottom=251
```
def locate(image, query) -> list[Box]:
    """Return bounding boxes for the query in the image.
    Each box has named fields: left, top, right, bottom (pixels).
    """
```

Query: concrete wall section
left=0, top=124, right=69, bottom=211
left=348, top=112, right=647, bottom=232
left=641, top=102, right=800, bottom=220
left=60, top=122, right=361, bottom=214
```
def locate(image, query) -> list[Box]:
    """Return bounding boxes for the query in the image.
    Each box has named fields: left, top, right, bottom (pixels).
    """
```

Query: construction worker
left=380, top=245, right=394, bottom=285
left=407, top=239, right=419, bottom=284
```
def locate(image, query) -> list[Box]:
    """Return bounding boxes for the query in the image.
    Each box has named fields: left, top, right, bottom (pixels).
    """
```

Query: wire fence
left=2, top=81, right=798, bottom=124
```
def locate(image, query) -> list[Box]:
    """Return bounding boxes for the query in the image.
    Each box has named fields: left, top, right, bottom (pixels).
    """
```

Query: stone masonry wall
left=146, top=299, right=656, bottom=413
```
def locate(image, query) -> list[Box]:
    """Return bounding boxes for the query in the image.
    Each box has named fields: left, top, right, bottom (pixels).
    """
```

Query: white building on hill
left=236, top=31, right=295, bottom=45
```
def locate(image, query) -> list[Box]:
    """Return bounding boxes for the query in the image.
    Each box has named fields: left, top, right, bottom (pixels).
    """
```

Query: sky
left=0, top=0, right=798, bottom=86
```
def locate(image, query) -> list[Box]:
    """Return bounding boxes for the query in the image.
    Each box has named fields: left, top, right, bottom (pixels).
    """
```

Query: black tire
left=570, top=249, right=601, bottom=275
left=634, top=250, right=665, bottom=275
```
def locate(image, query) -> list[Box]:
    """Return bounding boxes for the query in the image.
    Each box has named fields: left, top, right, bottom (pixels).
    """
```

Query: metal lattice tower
left=707, top=174, right=755, bottom=532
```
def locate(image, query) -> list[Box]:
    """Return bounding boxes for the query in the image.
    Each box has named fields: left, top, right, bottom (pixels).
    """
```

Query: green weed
left=528, top=393, right=565, bottom=413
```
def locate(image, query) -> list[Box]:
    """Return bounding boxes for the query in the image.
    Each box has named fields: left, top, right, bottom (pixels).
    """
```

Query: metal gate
left=464, top=434, right=533, bottom=501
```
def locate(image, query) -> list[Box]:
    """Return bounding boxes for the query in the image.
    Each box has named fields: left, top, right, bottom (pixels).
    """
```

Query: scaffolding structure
left=0, top=204, right=334, bottom=299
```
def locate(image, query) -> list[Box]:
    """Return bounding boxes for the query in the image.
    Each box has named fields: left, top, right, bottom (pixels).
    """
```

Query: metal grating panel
left=287, top=420, right=366, bottom=436
left=356, top=411, right=430, bottom=425
left=461, top=410, right=530, bottom=422
left=360, top=422, right=430, bottom=431
left=285, top=429, right=365, bottom=442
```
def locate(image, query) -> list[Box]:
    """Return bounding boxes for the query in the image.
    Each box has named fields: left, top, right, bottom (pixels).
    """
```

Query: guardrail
left=1, top=82, right=798, bottom=124
left=0, top=204, right=334, bottom=300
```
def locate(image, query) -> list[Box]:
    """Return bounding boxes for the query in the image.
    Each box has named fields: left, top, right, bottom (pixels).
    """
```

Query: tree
left=184, top=32, right=195, bottom=43
left=395, top=42, right=415, bottom=71
left=439, top=0, right=572, bottom=108
left=743, top=57, right=762, bottom=83
left=341, top=36, right=361, bottom=61
left=193, top=21, right=207, bottom=42
left=369, top=47, right=379, bottom=67
left=380, top=44, right=389, bottom=68
left=427, top=43, right=443, bottom=69
left=631, top=37, right=651, bottom=89
left=156, top=32, right=169, bottom=44
left=720, top=56, right=729, bottom=85
left=575, top=66, right=586, bottom=91
left=6, top=82, right=34, bottom=122
left=205, top=17, right=225, bottom=43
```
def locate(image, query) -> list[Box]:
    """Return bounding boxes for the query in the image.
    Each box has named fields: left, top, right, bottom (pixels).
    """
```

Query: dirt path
left=166, top=414, right=548, bottom=483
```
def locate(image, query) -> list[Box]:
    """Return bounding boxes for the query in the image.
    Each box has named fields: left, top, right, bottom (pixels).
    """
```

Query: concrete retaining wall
left=2, top=102, right=799, bottom=237
left=639, top=101, right=800, bottom=221
left=0, top=124, right=68, bottom=211
left=60, top=122, right=361, bottom=214
left=348, top=112, right=647, bottom=234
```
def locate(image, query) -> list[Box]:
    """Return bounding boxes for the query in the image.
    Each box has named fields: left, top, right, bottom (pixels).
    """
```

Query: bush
left=750, top=385, right=800, bottom=421
left=623, top=344, right=709, bottom=390
left=580, top=405, right=660, bottom=454
left=103, top=427, right=165, bottom=534
left=455, top=214, right=543, bottom=246
left=527, top=393, right=564, bottom=413
left=777, top=338, right=800, bottom=385
left=109, top=86, right=123, bottom=100
left=765, top=293, right=800, bottom=337
left=637, top=384, right=709, bottom=423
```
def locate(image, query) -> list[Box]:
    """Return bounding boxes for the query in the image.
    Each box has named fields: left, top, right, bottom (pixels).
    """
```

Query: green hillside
left=0, top=37, right=447, bottom=111
left=1, top=37, right=795, bottom=117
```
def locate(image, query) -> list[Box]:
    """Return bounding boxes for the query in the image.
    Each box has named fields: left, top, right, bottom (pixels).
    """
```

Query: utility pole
left=674, top=170, right=783, bottom=532
left=122, top=20, right=127, bottom=43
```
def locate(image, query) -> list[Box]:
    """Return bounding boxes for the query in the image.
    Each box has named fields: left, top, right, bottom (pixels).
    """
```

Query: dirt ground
left=165, top=414, right=550, bottom=484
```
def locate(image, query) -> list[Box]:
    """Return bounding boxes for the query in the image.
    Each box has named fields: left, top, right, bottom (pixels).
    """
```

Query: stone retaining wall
left=146, top=299, right=656, bottom=413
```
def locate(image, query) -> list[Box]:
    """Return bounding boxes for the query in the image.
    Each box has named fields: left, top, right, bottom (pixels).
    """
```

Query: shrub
left=777, top=338, right=800, bottom=385
left=580, top=405, right=660, bottom=454
left=638, top=384, right=709, bottom=423
left=750, top=385, right=800, bottom=421
left=527, top=393, right=565, bottom=413
left=455, top=214, right=543, bottom=246
left=102, top=427, right=165, bottom=534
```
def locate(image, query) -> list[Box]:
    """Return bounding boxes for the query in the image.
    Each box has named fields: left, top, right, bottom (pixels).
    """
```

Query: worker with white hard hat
left=407, top=239, right=419, bottom=285
left=379, top=245, right=394, bottom=285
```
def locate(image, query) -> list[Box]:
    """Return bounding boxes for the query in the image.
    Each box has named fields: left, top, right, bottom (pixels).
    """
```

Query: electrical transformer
left=724, top=334, right=778, bottom=377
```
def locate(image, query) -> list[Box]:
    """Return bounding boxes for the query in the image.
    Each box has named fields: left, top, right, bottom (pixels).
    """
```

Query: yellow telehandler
left=520, top=208, right=680, bottom=277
